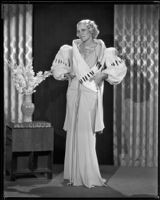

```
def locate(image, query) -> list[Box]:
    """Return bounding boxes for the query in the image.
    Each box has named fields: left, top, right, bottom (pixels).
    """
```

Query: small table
left=5, top=121, right=54, bottom=181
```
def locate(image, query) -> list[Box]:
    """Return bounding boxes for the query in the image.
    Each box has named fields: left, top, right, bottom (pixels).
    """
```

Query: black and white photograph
left=2, top=1, right=159, bottom=198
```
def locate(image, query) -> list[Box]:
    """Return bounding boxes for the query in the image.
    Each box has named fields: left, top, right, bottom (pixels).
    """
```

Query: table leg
left=10, top=153, right=17, bottom=181
left=47, top=151, right=53, bottom=179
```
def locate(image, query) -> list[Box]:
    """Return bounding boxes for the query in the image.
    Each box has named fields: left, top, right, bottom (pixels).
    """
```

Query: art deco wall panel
left=3, top=4, right=33, bottom=123
left=114, top=5, right=159, bottom=167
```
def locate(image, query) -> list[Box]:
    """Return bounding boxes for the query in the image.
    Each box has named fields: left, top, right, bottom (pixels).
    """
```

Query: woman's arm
left=51, top=45, right=73, bottom=81
left=101, top=47, right=127, bottom=85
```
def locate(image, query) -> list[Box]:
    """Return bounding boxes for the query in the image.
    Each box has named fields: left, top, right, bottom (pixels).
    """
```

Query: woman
left=51, top=19, right=127, bottom=188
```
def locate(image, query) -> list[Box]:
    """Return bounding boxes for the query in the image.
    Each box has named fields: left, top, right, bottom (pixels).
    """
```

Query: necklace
left=83, top=42, right=97, bottom=49
left=78, top=41, right=98, bottom=61
left=81, top=47, right=95, bottom=57
left=80, top=43, right=97, bottom=53
left=84, top=45, right=97, bottom=49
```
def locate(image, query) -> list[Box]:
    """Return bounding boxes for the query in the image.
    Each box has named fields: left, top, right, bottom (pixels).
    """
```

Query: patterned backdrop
left=113, top=5, right=159, bottom=167
left=3, top=4, right=33, bottom=124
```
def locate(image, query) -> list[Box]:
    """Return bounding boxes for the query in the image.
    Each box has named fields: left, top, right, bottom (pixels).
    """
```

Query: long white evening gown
left=63, top=42, right=106, bottom=188
left=51, top=39, right=127, bottom=188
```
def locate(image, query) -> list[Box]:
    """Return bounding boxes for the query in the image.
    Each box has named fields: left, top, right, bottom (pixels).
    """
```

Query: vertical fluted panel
left=25, top=4, right=32, bottom=66
left=4, top=5, right=9, bottom=123
left=9, top=4, right=17, bottom=122
left=17, top=4, right=25, bottom=122
left=114, top=4, right=159, bottom=167
left=3, top=4, right=33, bottom=124
left=140, top=5, right=147, bottom=167
left=120, top=5, right=126, bottom=166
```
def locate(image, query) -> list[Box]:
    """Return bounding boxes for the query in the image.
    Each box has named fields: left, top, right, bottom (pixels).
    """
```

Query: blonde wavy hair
left=76, top=19, right=100, bottom=39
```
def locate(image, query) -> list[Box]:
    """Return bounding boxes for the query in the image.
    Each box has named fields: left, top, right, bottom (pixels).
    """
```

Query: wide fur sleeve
left=51, top=45, right=73, bottom=80
left=102, top=47, right=127, bottom=85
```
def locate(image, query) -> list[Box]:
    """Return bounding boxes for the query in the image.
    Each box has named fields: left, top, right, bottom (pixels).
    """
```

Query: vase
left=21, top=94, right=35, bottom=122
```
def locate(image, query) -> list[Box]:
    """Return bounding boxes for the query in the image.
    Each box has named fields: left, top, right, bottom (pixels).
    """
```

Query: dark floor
left=4, top=164, right=126, bottom=197
left=3, top=164, right=157, bottom=198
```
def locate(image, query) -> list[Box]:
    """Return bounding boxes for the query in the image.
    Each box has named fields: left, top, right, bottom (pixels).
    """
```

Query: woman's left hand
left=93, top=72, right=108, bottom=87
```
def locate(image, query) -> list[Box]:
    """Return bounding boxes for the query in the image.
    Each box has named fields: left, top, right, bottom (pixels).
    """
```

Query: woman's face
left=77, top=23, right=92, bottom=42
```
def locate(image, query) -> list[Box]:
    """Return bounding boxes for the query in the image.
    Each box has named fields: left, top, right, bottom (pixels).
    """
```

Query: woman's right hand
left=64, top=73, right=75, bottom=80
left=64, top=73, right=76, bottom=85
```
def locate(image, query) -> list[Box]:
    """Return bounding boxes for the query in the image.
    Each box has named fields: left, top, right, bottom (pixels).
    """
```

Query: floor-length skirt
left=63, top=79, right=106, bottom=188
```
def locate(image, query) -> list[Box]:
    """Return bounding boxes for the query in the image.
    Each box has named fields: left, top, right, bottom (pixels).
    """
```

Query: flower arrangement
left=7, top=60, right=52, bottom=95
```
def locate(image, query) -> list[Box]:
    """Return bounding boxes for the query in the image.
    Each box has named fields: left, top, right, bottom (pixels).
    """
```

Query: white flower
left=7, top=60, right=52, bottom=95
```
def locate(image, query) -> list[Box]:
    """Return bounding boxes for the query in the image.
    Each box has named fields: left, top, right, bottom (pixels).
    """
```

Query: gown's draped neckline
left=75, top=40, right=102, bottom=69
